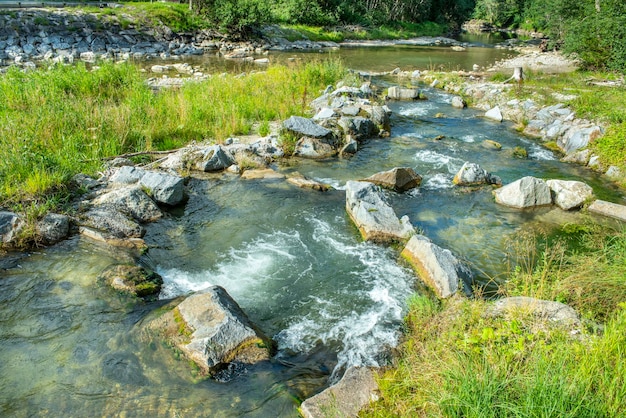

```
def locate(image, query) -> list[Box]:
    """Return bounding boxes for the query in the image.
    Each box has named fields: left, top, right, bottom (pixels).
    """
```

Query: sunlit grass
left=0, top=59, right=346, bottom=208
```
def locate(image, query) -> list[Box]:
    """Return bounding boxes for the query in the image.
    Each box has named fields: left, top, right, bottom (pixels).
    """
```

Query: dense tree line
left=473, top=0, right=626, bottom=71
left=191, top=0, right=625, bottom=71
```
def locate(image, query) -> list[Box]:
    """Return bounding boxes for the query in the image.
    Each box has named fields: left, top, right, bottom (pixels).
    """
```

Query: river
left=1, top=42, right=623, bottom=417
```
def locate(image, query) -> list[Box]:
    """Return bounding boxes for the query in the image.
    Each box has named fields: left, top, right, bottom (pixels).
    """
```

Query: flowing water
left=1, top=45, right=624, bottom=417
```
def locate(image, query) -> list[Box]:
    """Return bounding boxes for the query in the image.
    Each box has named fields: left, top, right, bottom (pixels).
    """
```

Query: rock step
left=588, top=200, right=626, bottom=222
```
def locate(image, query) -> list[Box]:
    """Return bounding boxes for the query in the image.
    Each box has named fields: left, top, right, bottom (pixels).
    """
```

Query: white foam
left=398, top=102, right=435, bottom=117
left=424, top=173, right=454, bottom=189
left=313, top=177, right=344, bottom=190
left=414, top=150, right=464, bottom=174
left=460, top=134, right=477, bottom=143
left=529, top=145, right=556, bottom=161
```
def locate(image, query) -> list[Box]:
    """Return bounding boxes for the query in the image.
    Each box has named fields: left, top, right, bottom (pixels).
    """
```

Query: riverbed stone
left=345, top=181, right=415, bottom=243
left=493, top=176, right=552, bottom=208
left=93, top=187, right=162, bottom=222
left=0, top=211, right=23, bottom=245
left=338, top=117, right=378, bottom=140
left=36, top=213, right=69, bottom=245
left=100, top=264, right=163, bottom=298
left=110, top=165, right=146, bottom=185
left=294, top=137, right=337, bottom=159
left=484, top=106, right=503, bottom=122
left=451, top=96, right=466, bottom=108
left=387, top=86, right=421, bottom=100
left=364, top=167, right=422, bottom=192
left=588, top=199, right=626, bottom=222
left=546, top=179, right=593, bottom=210
left=283, top=116, right=331, bottom=138
left=102, top=352, right=148, bottom=386
left=151, top=286, right=273, bottom=376
left=312, top=107, right=336, bottom=121
left=139, top=171, right=185, bottom=206
left=401, top=235, right=472, bottom=299
left=286, top=172, right=330, bottom=191
left=487, top=297, right=580, bottom=328
left=453, top=162, right=501, bottom=186
left=81, top=208, right=145, bottom=239
left=195, top=145, right=236, bottom=172
left=300, top=367, right=380, bottom=418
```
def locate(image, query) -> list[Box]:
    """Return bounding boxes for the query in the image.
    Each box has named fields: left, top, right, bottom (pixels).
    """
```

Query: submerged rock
left=345, top=181, right=415, bottom=243
left=300, top=367, right=380, bottom=418
left=364, top=167, right=422, bottom=192
left=493, top=176, right=552, bottom=208
left=286, top=172, right=330, bottom=191
left=149, top=286, right=272, bottom=376
left=453, top=162, right=501, bottom=186
left=401, top=235, right=472, bottom=299
left=100, top=264, right=163, bottom=298
left=588, top=199, right=626, bottom=222
left=546, top=179, right=593, bottom=210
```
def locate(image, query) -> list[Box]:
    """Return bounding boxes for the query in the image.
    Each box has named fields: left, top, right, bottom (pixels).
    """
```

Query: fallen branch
left=102, top=149, right=180, bottom=161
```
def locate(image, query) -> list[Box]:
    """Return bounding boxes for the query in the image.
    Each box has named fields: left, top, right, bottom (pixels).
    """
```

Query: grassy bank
left=362, top=226, right=626, bottom=417
left=0, top=60, right=346, bottom=210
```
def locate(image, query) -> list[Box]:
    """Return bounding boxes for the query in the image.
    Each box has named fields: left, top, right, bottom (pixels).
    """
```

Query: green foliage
left=193, top=0, right=271, bottom=35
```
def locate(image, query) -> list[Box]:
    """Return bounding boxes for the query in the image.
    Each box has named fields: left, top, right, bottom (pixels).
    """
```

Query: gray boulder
left=485, top=106, right=503, bottom=122
left=110, top=165, right=146, bottom=184
left=364, top=167, right=422, bottom=192
left=0, top=211, right=23, bottom=245
left=365, top=105, right=391, bottom=130
left=588, top=200, right=626, bottom=222
left=401, top=235, right=472, bottom=299
left=487, top=296, right=580, bottom=328
left=93, top=187, right=162, bottom=222
left=195, top=145, right=235, bottom=172
left=300, top=367, right=380, bottom=418
left=453, top=162, right=501, bottom=186
left=312, top=107, right=336, bottom=121
left=81, top=208, right=145, bottom=239
left=546, top=179, right=593, bottom=210
left=387, top=86, right=421, bottom=100
left=294, top=137, right=337, bottom=159
left=139, top=171, right=185, bottom=206
left=340, top=138, right=358, bottom=156
left=345, top=181, right=415, bottom=243
left=36, top=213, right=69, bottom=245
left=283, top=116, right=331, bottom=138
left=451, top=96, right=467, bottom=109
left=149, top=286, right=272, bottom=375
left=338, top=117, right=378, bottom=140
left=493, top=176, right=552, bottom=208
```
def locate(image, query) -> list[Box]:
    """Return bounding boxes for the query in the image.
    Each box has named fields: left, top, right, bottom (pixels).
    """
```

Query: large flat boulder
left=493, top=176, right=552, bottom=208
left=453, top=162, right=501, bottom=186
left=588, top=200, right=626, bottom=222
left=363, top=167, right=422, bottom=192
left=387, top=86, right=421, bottom=100
left=401, top=235, right=472, bottom=298
left=80, top=208, right=145, bottom=239
left=546, top=179, right=594, bottom=210
left=93, top=187, right=162, bottom=222
left=149, top=286, right=272, bottom=376
left=283, top=116, right=331, bottom=138
left=300, top=367, right=380, bottom=418
left=487, top=297, right=580, bottom=328
left=345, top=181, right=415, bottom=243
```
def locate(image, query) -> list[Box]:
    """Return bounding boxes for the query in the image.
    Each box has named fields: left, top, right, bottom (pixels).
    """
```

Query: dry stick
left=102, top=149, right=180, bottom=161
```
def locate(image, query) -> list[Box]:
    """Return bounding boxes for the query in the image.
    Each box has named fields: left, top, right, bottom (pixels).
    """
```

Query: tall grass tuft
left=0, top=59, right=346, bottom=208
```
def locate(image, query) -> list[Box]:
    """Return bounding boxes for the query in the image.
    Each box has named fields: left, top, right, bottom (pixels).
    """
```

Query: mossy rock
left=100, top=264, right=163, bottom=298
left=482, top=139, right=502, bottom=151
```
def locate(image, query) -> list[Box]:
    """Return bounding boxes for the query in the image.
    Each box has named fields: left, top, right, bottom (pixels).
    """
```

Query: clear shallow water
left=1, top=58, right=624, bottom=416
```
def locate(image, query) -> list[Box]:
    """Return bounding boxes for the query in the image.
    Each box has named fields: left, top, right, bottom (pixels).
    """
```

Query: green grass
left=0, top=59, right=346, bottom=211
left=361, top=225, right=626, bottom=417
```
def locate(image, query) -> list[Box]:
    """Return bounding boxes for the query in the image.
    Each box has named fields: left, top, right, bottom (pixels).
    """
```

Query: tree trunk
left=503, top=67, right=523, bottom=84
